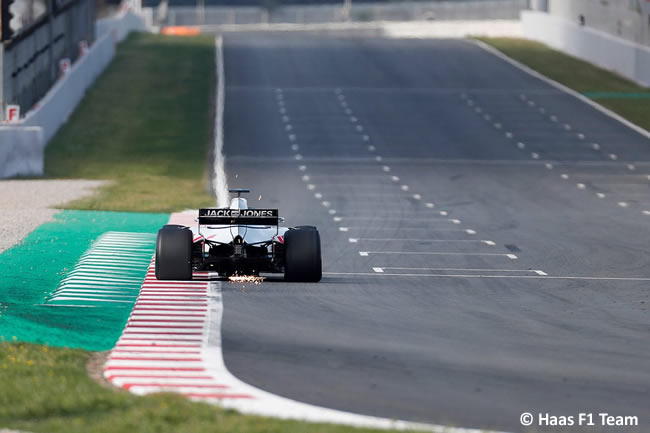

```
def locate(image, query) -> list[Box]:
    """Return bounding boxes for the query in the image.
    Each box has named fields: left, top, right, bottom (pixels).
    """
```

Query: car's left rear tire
left=155, top=226, right=193, bottom=280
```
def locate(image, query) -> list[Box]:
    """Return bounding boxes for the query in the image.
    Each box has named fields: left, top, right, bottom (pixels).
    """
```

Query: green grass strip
left=0, top=342, right=412, bottom=433
left=477, top=37, right=650, bottom=132
left=45, top=33, right=217, bottom=213
left=582, top=92, right=650, bottom=99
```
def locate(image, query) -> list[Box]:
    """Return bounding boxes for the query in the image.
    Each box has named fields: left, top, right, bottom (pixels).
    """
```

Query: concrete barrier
left=0, top=127, right=44, bottom=178
left=0, top=11, right=146, bottom=178
left=521, top=10, right=650, bottom=87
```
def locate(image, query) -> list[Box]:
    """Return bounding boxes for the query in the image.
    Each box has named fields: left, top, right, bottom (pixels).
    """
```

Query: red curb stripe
left=108, top=356, right=202, bottom=362
left=183, top=393, right=253, bottom=399
left=123, top=383, right=229, bottom=390
left=105, top=366, right=205, bottom=371
left=115, top=343, right=201, bottom=347
left=107, top=375, right=213, bottom=380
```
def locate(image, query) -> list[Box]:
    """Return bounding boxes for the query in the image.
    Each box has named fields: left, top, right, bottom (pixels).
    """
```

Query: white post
left=0, top=43, right=4, bottom=121
left=342, top=0, right=351, bottom=22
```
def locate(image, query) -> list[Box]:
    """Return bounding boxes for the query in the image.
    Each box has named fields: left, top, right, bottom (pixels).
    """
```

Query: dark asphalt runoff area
left=218, top=33, right=650, bottom=432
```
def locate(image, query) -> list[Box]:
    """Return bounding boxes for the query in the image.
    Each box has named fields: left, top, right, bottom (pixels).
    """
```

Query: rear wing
left=198, top=208, right=279, bottom=226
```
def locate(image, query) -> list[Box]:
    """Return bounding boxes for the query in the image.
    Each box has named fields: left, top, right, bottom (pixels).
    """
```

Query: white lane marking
left=314, top=192, right=323, bottom=199
left=391, top=176, right=400, bottom=182
left=484, top=114, right=491, bottom=121
left=596, top=193, right=606, bottom=198
left=531, top=152, right=539, bottom=159
left=285, top=124, right=293, bottom=131
left=473, top=38, right=650, bottom=140
left=349, top=238, right=497, bottom=245
left=356, top=125, right=364, bottom=132
left=564, top=123, right=572, bottom=130
left=609, top=153, right=618, bottom=161
left=368, top=145, right=376, bottom=152
left=288, top=134, right=296, bottom=141
left=382, top=166, right=391, bottom=172
left=372, top=267, right=384, bottom=273
left=350, top=116, right=357, bottom=123
left=466, top=229, right=476, bottom=235
left=643, top=210, right=650, bottom=215
left=307, top=184, right=316, bottom=190
left=321, top=201, right=331, bottom=208
left=298, top=165, right=307, bottom=171
left=528, top=100, right=535, bottom=107
left=439, top=211, right=447, bottom=216
left=493, top=122, right=502, bottom=129
left=627, top=164, right=636, bottom=171
left=545, top=163, right=553, bottom=170
left=295, top=154, right=303, bottom=161
left=550, top=115, right=558, bottom=122
left=282, top=115, right=289, bottom=122
left=375, top=156, right=383, bottom=162
left=451, top=219, right=461, bottom=224
left=505, top=132, right=513, bottom=139
left=517, top=142, right=525, bottom=150
left=375, top=267, right=545, bottom=274
left=302, top=175, right=310, bottom=182
left=577, top=183, right=586, bottom=190
left=426, top=203, right=435, bottom=208
left=291, top=144, right=299, bottom=151
left=618, top=201, right=629, bottom=208
left=324, top=272, right=650, bottom=282
left=333, top=216, right=342, bottom=222
left=475, top=107, right=482, bottom=113
left=561, top=174, right=569, bottom=180
left=412, top=194, right=422, bottom=200
left=359, top=251, right=518, bottom=258
left=328, top=209, right=337, bottom=215
left=362, top=135, right=370, bottom=141
left=400, top=185, right=409, bottom=191
left=339, top=227, right=349, bottom=232
left=577, top=133, right=585, bottom=139
left=592, top=143, right=600, bottom=150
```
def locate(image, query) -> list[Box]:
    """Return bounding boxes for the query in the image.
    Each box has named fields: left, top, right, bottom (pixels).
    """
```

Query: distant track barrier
left=0, top=10, right=146, bottom=178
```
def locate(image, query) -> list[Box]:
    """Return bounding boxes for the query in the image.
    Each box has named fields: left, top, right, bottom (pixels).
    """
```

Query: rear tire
left=284, top=227, right=322, bottom=282
left=155, top=226, right=193, bottom=280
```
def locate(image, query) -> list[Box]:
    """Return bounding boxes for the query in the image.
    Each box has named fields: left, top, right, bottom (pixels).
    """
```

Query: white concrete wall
left=0, top=11, right=146, bottom=178
left=522, top=10, right=650, bottom=87
left=0, top=127, right=44, bottom=178
left=383, top=20, right=521, bottom=39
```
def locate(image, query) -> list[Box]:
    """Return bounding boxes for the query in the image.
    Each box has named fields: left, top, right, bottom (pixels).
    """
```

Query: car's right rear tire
left=155, top=226, right=193, bottom=280
left=284, top=227, right=322, bottom=282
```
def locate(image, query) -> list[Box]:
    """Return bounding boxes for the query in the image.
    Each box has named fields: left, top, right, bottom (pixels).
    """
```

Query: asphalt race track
left=219, top=33, right=650, bottom=432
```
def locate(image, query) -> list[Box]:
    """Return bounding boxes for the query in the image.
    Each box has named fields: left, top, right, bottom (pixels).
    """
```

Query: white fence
left=0, top=11, right=146, bottom=178
left=522, top=10, right=650, bottom=87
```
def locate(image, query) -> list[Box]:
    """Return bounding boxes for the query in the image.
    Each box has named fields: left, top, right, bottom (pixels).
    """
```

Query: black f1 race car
left=155, top=189, right=322, bottom=282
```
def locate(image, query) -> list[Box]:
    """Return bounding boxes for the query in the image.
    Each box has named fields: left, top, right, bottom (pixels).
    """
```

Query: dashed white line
left=561, top=174, right=569, bottom=180
left=576, top=183, right=586, bottom=190
left=425, top=203, right=435, bottom=208
left=618, top=201, right=628, bottom=208
left=517, top=142, right=525, bottom=150
left=531, top=152, right=539, bottom=159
